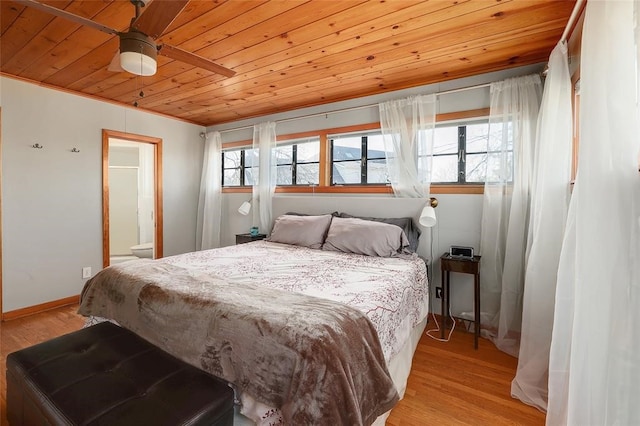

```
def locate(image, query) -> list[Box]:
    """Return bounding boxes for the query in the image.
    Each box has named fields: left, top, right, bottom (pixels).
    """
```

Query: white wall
left=0, top=76, right=205, bottom=312
left=210, top=63, right=544, bottom=315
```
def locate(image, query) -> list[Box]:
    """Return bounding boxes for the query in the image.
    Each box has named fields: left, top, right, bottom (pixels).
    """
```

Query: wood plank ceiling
left=1, top=0, right=577, bottom=127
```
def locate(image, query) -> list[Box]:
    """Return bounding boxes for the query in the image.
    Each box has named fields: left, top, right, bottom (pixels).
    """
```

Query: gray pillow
left=337, top=213, right=421, bottom=253
left=286, top=211, right=339, bottom=217
left=267, top=214, right=333, bottom=249
left=322, top=217, right=410, bottom=257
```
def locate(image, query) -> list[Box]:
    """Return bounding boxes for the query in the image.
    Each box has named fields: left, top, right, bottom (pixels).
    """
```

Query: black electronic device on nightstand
left=449, top=245, right=474, bottom=259
left=235, top=233, right=267, bottom=245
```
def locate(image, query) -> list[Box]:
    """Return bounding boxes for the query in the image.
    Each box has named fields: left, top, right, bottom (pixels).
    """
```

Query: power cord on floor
left=425, top=309, right=456, bottom=342
left=424, top=221, right=455, bottom=342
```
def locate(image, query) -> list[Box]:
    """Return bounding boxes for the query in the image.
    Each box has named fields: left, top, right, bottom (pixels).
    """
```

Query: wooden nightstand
left=440, top=252, right=481, bottom=349
left=235, top=233, right=267, bottom=244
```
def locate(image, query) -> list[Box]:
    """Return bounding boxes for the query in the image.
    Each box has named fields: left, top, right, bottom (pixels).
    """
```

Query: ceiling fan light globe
left=120, top=51, right=156, bottom=76
left=119, top=32, right=157, bottom=76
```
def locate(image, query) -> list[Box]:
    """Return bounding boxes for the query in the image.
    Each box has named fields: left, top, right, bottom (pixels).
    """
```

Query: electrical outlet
left=82, top=267, right=92, bottom=279
left=435, top=287, right=442, bottom=299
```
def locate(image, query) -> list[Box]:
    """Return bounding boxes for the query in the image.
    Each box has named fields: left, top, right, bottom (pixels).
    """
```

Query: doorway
left=102, top=129, right=163, bottom=267
left=0, top=107, right=3, bottom=317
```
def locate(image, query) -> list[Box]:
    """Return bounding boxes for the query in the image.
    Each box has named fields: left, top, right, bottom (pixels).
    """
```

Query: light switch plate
left=82, top=267, right=92, bottom=279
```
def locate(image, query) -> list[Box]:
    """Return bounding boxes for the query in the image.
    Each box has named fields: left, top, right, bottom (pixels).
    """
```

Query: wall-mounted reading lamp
left=419, top=197, right=438, bottom=227
left=238, top=200, right=251, bottom=216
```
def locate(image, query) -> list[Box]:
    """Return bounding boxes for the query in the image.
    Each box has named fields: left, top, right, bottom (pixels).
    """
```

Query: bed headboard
left=272, top=195, right=432, bottom=258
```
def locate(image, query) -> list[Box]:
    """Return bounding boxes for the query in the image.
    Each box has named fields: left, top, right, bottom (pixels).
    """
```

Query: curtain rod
left=561, top=0, right=586, bottom=43
left=216, top=82, right=491, bottom=134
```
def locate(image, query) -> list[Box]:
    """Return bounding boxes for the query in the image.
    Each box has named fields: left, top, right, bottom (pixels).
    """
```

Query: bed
left=79, top=198, right=430, bottom=426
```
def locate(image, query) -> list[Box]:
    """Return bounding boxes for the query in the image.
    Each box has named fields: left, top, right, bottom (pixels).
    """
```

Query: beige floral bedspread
left=161, top=241, right=429, bottom=361
left=79, top=241, right=429, bottom=425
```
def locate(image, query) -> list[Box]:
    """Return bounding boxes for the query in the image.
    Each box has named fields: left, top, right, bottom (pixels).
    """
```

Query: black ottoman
left=6, top=322, right=234, bottom=425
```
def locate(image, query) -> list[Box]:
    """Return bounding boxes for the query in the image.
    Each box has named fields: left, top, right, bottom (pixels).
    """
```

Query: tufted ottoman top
left=6, top=321, right=234, bottom=425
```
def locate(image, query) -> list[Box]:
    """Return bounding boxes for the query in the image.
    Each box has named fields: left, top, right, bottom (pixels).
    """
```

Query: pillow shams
left=322, top=217, right=410, bottom=257
left=337, top=213, right=421, bottom=253
left=267, top=214, right=333, bottom=249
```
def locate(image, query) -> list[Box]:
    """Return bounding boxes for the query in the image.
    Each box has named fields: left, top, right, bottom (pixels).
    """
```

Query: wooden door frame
left=102, top=129, right=163, bottom=267
left=0, top=107, right=3, bottom=318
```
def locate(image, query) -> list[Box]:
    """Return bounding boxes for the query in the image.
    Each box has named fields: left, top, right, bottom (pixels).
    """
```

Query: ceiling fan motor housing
left=119, top=31, right=157, bottom=76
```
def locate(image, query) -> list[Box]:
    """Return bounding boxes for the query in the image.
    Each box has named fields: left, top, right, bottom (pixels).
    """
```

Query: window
left=221, top=148, right=257, bottom=187
left=222, top=138, right=319, bottom=187
left=221, top=110, right=491, bottom=194
left=330, top=131, right=389, bottom=185
left=431, top=119, right=509, bottom=184
left=221, top=148, right=242, bottom=187
left=274, top=137, right=320, bottom=185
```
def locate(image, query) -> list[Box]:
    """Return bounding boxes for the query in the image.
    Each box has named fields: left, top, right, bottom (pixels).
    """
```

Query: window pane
left=466, top=122, right=489, bottom=153
left=297, top=141, right=319, bottom=163
left=434, top=126, right=459, bottom=154
left=276, top=165, right=292, bottom=185
left=244, top=149, right=258, bottom=167
left=431, top=154, right=458, bottom=183
left=417, top=129, right=434, bottom=158
left=245, top=167, right=257, bottom=186
left=416, top=155, right=432, bottom=184
left=367, top=159, right=388, bottom=184
left=333, top=161, right=361, bottom=184
left=488, top=121, right=513, bottom=151
left=465, top=153, right=487, bottom=182
left=367, top=134, right=387, bottom=159
left=332, top=136, right=361, bottom=161
left=485, top=151, right=513, bottom=182
left=297, top=163, right=319, bottom=185
left=223, top=150, right=241, bottom=168
left=223, top=169, right=240, bottom=186
left=275, top=145, right=293, bottom=165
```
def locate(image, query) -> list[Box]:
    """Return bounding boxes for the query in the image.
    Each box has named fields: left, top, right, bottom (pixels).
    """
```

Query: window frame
left=221, top=147, right=255, bottom=187
left=329, top=131, right=388, bottom=186
left=572, top=77, right=580, bottom=182
left=221, top=148, right=242, bottom=187
left=431, top=117, right=498, bottom=185
left=220, top=109, right=488, bottom=195
left=221, top=138, right=321, bottom=188
left=275, top=137, right=321, bottom=186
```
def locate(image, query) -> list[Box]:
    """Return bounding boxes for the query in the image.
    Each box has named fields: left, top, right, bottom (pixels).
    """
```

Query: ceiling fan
left=13, top=0, right=236, bottom=78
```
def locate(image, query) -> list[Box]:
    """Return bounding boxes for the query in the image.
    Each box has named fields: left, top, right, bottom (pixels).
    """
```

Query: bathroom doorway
left=102, top=129, right=163, bottom=267
left=0, top=107, right=4, bottom=318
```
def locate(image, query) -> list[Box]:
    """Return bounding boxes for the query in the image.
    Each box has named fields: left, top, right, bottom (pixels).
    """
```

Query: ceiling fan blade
left=131, top=0, right=189, bottom=40
left=12, top=0, right=118, bottom=35
left=107, top=51, right=124, bottom=72
left=158, top=44, right=236, bottom=78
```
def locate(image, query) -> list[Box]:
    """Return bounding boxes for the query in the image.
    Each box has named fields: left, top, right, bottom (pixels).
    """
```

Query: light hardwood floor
left=0, top=306, right=545, bottom=425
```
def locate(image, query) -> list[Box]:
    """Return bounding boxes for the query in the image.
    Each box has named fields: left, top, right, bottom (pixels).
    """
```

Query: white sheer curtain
left=379, top=94, right=436, bottom=197
left=480, top=74, right=542, bottom=357
left=252, top=121, right=277, bottom=233
left=547, top=1, right=640, bottom=424
left=196, top=131, right=222, bottom=250
left=511, top=41, right=572, bottom=410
